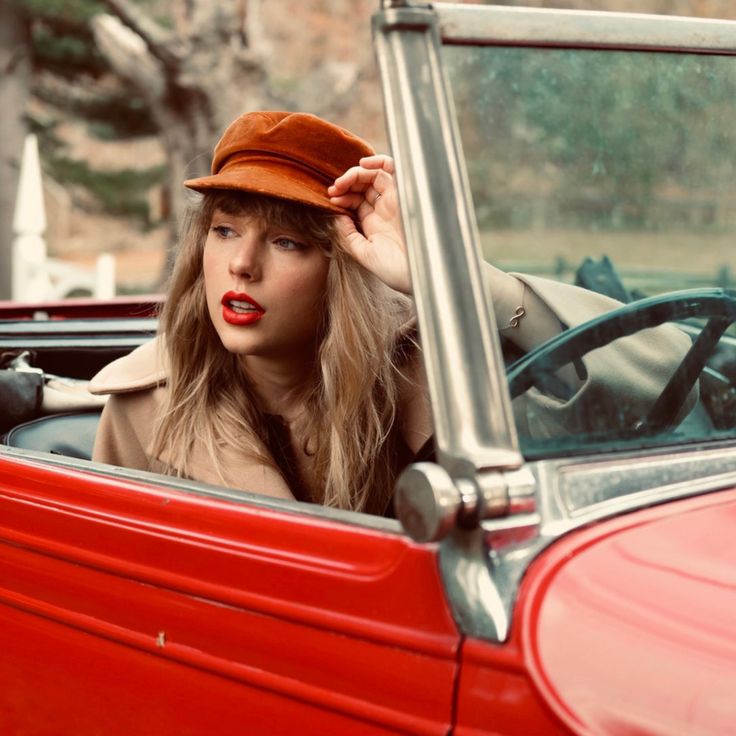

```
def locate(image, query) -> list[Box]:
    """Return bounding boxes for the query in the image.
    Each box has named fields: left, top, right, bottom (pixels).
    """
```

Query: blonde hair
left=154, top=191, right=415, bottom=514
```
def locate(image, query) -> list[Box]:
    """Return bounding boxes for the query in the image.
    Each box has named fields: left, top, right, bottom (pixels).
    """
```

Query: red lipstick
left=221, top=291, right=265, bottom=326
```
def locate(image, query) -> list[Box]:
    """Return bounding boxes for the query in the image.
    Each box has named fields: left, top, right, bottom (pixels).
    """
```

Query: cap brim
left=184, top=165, right=349, bottom=216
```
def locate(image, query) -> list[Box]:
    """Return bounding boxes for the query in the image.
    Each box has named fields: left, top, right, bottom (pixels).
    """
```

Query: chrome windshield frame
left=434, top=2, right=736, bottom=52
left=373, top=0, right=736, bottom=642
left=373, top=4, right=522, bottom=479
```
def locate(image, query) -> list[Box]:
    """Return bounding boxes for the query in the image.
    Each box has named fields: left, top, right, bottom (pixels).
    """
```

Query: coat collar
left=89, top=336, right=167, bottom=395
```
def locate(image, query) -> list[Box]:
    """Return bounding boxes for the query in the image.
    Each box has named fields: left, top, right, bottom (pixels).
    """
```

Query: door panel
left=0, top=455, right=459, bottom=735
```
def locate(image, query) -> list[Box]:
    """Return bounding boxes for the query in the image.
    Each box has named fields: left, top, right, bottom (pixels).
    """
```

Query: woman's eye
left=212, top=225, right=236, bottom=239
left=274, top=236, right=306, bottom=251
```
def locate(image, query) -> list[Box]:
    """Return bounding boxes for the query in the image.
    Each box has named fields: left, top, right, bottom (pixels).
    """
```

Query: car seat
left=1, top=411, right=101, bottom=460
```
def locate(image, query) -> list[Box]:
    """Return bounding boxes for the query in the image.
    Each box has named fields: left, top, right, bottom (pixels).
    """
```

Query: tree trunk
left=92, top=0, right=272, bottom=284
left=0, top=2, right=31, bottom=300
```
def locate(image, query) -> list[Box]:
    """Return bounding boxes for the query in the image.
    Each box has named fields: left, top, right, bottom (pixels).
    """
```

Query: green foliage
left=35, top=84, right=158, bottom=138
left=31, top=19, right=108, bottom=78
left=46, top=156, right=166, bottom=223
left=17, top=0, right=106, bottom=24
left=21, top=0, right=157, bottom=134
left=17, top=0, right=172, bottom=272
left=78, top=95, right=157, bottom=139
left=446, top=46, right=736, bottom=232
left=30, top=120, right=165, bottom=224
left=20, top=0, right=108, bottom=79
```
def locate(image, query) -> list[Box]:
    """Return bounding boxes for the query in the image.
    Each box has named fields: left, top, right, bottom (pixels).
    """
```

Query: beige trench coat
left=90, top=274, right=696, bottom=500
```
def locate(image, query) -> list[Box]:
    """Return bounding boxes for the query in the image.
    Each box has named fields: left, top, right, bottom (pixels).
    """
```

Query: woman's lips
left=221, top=290, right=265, bottom=326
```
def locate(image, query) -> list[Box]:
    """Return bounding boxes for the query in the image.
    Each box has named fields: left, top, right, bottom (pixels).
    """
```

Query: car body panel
left=0, top=296, right=161, bottom=320
left=453, top=489, right=736, bottom=735
left=454, top=638, right=569, bottom=736
left=0, top=454, right=459, bottom=734
left=524, top=489, right=736, bottom=735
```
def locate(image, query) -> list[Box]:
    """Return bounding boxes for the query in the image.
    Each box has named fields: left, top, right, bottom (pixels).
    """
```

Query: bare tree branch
left=92, top=15, right=165, bottom=101
left=99, top=0, right=185, bottom=71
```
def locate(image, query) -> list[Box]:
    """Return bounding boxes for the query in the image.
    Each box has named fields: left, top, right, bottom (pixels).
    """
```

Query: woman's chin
left=214, top=328, right=263, bottom=356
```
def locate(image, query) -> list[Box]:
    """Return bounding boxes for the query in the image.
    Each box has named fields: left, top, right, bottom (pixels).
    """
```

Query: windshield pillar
left=373, top=6, right=523, bottom=477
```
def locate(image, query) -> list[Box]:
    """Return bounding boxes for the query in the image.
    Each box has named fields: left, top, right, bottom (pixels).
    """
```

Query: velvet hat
left=184, top=111, right=375, bottom=215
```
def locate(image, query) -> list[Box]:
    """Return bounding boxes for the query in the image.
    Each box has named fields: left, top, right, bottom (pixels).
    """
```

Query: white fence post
left=12, top=134, right=52, bottom=302
left=12, top=133, right=117, bottom=302
left=94, top=253, right=116, bottom=299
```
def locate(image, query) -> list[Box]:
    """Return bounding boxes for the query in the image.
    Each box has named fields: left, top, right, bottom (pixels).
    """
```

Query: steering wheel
left=410, top=289, right=736, bottom=466
left=507, top=288, right=736, bottom=430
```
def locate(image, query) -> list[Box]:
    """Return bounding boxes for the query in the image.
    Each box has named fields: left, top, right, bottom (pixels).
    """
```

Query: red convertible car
left=2, top=2, right=736, bottom=734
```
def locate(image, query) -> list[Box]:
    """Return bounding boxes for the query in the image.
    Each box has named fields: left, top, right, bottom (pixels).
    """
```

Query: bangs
left=204, top=190, right=339, bottom=252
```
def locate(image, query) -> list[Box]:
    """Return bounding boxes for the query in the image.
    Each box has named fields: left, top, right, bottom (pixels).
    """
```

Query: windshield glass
left=443, top=45, right=736, bottom=459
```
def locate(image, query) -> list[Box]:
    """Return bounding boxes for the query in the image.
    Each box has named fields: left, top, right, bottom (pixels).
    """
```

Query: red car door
left=0, top=453, right=460, bottom=735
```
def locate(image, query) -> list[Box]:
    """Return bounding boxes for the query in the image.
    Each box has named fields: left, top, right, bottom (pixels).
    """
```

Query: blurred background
left=1, top=0, right=735, bottom=300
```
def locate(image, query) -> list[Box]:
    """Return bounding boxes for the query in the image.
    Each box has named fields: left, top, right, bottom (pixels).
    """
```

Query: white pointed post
left=94, top=253, right=116, bottom=299
left=12, top=133, right=53, bottom=302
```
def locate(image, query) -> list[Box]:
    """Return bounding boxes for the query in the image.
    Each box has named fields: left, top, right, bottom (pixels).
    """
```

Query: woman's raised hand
left=328, top=155, right=412, bottom=294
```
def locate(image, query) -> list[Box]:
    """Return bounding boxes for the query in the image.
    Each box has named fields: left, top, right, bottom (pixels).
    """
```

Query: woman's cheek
left=202, top=249, right=221, bottom=306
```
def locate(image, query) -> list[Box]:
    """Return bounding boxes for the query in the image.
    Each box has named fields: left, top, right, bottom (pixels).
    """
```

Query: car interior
left=0, top=312, right=155, bottom=459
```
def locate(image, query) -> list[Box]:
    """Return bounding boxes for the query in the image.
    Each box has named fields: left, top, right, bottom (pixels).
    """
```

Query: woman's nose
left=229, top=234, right=262, bottom=281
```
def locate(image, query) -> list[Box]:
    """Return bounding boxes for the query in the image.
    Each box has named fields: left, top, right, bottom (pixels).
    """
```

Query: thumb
left=336, top=215, right=364, bottom=256
left=336, top=214, right=375, bottom=271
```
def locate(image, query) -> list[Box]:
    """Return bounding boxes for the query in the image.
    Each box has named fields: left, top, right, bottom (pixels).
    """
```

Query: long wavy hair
left=153, top=190, right=415, bottom=514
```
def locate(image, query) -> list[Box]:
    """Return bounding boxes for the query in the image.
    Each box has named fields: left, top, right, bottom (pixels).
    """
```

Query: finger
left=334, top=214, right=360, bottom=242
left=335, top=216, right=370, bottom=264
left=341, top=231, right=370, bottom=266
left=358, top=154, right=395, bottom=174
left=329, top=191, right=366, bottom=210
left=355, top=197, right=376, bottom=220
left=361, top=186, right=377, bottom=206
left=330, top=191, right=381, bottom=219
left=334, top=172, right=391, bottom=203
left=329, top=161, right=396, bottom=198
left=329, top=166, right=381, bottom=196
left=329, top=166, right=366, bottom=192
left=370, top=169, right=394, bottom=196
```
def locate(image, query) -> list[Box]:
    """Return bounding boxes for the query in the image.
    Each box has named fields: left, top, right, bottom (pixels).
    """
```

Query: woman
left=90, top=110, right=693, bottom=514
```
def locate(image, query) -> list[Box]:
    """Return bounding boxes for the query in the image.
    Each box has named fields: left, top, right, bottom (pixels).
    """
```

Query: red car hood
left=520, top=489, right=736, bottom=735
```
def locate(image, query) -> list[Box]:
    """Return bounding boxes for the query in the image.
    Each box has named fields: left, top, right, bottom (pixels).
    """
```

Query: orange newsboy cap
left=184, top=111, right=375, bottom=215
